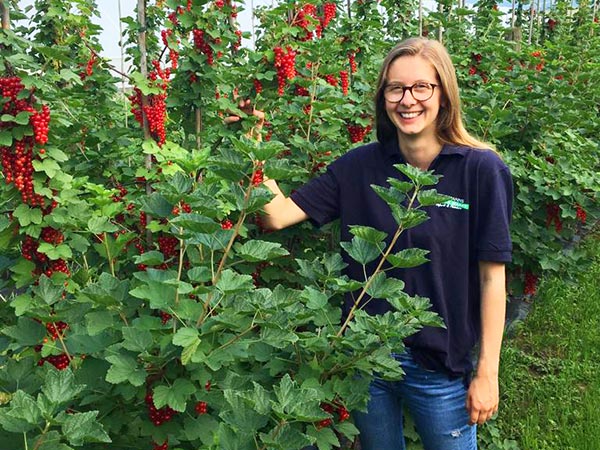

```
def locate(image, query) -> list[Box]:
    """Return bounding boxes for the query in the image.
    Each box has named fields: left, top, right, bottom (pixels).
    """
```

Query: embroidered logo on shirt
left=436, top=196, right=469, bottom=210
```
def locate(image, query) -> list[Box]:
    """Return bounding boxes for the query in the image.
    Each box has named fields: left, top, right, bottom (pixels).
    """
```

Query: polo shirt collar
left=379, top=134, right=468, bottom=161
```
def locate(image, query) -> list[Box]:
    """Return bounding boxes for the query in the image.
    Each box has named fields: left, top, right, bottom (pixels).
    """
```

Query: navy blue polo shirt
left=290, top=135, right=513, bottom=377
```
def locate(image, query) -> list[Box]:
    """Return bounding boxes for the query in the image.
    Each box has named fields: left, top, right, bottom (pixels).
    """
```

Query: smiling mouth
left=399, top=111, right=423, bottom=119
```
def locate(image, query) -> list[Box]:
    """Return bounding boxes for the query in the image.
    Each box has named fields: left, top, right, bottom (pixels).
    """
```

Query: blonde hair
left=374, top=37, right=493, bottom=150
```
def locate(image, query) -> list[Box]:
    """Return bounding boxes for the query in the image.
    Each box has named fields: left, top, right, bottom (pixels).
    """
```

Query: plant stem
left=102, top=233, right=115, bottom=277
left=336, top=188, right=420, bottom=337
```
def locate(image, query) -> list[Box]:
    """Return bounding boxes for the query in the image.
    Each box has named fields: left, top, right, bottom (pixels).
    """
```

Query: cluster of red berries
left=80, top=52, right=97, bottom=80
left=340, top=70, right=349, bottom=96
left=348, top=51, right=358, bottom=73
left=545, top=203, right=562, bottom=233
left=321, top=3, right=337, bottom=29
left=171, top=200, right=192, bottom=215
left=575, top=204, right=587, bottom=224
left=253, top=79, right=263, bottom=94
left=22, top=234, right=70, bottom=278
left=293, top=4, right=319, bottom=40
left=41, top=227, right=65, bottom=245
left=46, top=321, right=68, bottom=340
left=161, top=29, right=180, bottom=71
left=221, top=219, right=234, bottom=230
left=159, top=311, right=173, bottom=325
left=546, top=18, right=557, bottom=31
left=38, top=353, right=70, bottom=370
left=129, top=61, right=169, bottom=146
left=0, top=77, right=50, bottom=206
left=251, top=163, right=264, bottom=186
left=152, top=440, right=169, bottom=450
left=157, top=235, right=179, bottom=260
left=194, top=401, right=208, bottom=414
left=317, top=402, right=350, bottom=429
left=145, top=391, right=177, bottom=426
left=347, top=123, right=372, bottom=143
left=524, top=271, right=538, bottom=296
left=192, top=29, right=215, bottom=66
left=274, top=46, right=297, bottom=96
left=251, top=262, right=269, bottom=287
left=324, top=74, right=338, bottom=87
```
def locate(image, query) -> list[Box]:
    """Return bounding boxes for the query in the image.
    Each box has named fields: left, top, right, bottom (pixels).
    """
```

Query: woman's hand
left=224, top=98, right=265, bottom=141
left=466, top=372, right=499, bottom=425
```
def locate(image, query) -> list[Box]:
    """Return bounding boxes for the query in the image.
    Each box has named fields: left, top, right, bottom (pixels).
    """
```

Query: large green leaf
left=42, top=369, right=85, bottom=406
left=61, top=411, right=111, bottom=446
left=105, top=354, right=146, bottom=386
left=234, top=240, right=289, bottom=262
left=152, top=378, right=196, bottom=412
left=216, top=270, right=254, bottom=293
left=340, top=237, right=381, bottom=265
left=348, top=225, right=388, bottom=244
left=386, top=248, right=430, bottom=269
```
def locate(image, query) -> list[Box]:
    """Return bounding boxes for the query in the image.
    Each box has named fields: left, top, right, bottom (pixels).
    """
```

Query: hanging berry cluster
left=292, top=2, right=337, bottom=40
left=545, top=203, right=562, bottom=233
left=192, top=29, right=215, bottom=66
left=0, top=76, right=50, bottom=206
left=274, top=46, right=297, bottom=96
left=347, top=122, right=372, bottom=143
left=145, top=390, right=177, bottom=426
left=129, top=61, right=170, bottom=146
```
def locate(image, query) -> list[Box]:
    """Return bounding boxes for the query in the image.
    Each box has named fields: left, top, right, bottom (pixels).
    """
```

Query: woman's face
left=384, top=55, right=442, bottom=142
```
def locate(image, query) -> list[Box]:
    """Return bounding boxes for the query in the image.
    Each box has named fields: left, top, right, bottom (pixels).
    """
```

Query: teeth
left=400, top=112, right=421, bottom=119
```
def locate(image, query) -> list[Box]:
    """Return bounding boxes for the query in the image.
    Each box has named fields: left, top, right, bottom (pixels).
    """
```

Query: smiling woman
left=257, top=36, right=514, bottom=450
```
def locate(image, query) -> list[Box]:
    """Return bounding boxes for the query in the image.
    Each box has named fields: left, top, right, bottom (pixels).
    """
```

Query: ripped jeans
left=352, top=350, right=477, bottom=450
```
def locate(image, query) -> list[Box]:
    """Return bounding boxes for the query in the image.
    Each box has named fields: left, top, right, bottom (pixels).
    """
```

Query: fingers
left=467, top=401, right=498, bottom=425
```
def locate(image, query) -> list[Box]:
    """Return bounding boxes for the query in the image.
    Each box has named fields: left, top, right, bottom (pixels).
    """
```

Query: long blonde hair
left=374, top=37, right=493, bottom=150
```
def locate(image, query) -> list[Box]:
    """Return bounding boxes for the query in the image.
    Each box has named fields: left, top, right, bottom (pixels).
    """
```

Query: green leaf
left=121, top=327, right=153, bottom=352
left=187, top=266, right=212, bottom=283
left=170, top=213, right=220, bottom=233
left=105, top=354, right=146, bottom=386
left=42, top=369, right=85, bottom=406
left=387, top=178, right=413, bottom=193
left=365, top=272, right=406, bottom=299
left=32, top=158, right=61, bottom=177
left=2, top=317, right=45, bottom=346
left=61, top=411, right=111, bottom=446
left=133, top=250, right=164, bottom=266
left=395, top=163, right=440, bottom=186
left=87, top=216, right=119, bottom=234
left=15, top=110, right=31, bottom=125
left=216, top=269, right=254, bottom=293
left=152, top=378, right=195, bottom=412
left=36, top=242, right=73, bottom=260
left=348, top=225, right=388, bottom=244
left=4, top=391, right=41, bottom=426
left=173, top=327, right=200, bottom=347
left=417, top=189, right=451, bottom=206
left=371, top=184, right=405, bottom=207
left=386, top=248, right=430, bottom=268
left=302, top=286, right=328, bottom=310
left=139, top=193, right=174, bottom=217
left=0, top=130, right=12, bottom=146
left=340, top=237, right=381, bottom=265
left=234, top=240, right=289, bottom=262
left=306, top=424, right=340, bottom=449
left=85, top=311, right=115, bottom=336
left=32, top=275, right=63, bottom=305
left=13, top=204, right=43, bottom=226
left=47, top=147, right=69, bottom=162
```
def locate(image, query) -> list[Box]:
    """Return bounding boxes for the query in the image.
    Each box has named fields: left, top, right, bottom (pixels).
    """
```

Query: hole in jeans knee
left=450, top=429, right=462, bottom=438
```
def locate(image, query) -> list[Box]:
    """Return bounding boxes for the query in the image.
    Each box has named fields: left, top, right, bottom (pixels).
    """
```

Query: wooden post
left=0, top=0, right=10, bottom=30
left=419, top=0, right=423, bottom=36
left=137, top=0, right=154, bottom=244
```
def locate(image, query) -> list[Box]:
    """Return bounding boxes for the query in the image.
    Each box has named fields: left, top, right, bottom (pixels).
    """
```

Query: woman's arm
left=466, top=260, right=507, bottom=425
left=261, top=179, right=309, bottom=230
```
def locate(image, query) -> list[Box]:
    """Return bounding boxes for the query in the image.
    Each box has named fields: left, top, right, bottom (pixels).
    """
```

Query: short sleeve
left=476, top=158, right=513, bottom=262
left=290, top=166, right=340, bottom=227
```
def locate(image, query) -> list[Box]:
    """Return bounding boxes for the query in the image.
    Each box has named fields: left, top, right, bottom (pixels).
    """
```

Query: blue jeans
left=352, top=351, right=476, bottom=450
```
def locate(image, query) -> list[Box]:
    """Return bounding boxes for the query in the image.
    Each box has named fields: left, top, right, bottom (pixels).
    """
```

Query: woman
left=240, top=37, right=512, bottom=450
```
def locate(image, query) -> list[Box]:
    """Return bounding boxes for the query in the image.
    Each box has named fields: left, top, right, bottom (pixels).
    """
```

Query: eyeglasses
left=383, top=82, right=438, bottom=103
